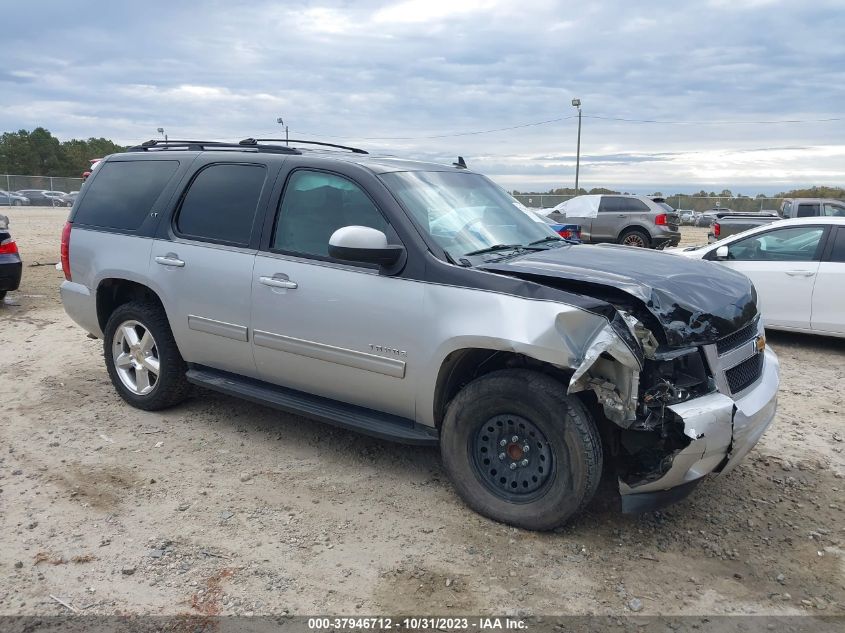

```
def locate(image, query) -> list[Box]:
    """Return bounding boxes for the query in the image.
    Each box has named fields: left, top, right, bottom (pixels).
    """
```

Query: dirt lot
left=1, top=207, right=843, bottom=617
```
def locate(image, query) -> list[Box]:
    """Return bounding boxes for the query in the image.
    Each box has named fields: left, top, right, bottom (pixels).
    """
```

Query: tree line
left=0, top=128, right=125, bottom=178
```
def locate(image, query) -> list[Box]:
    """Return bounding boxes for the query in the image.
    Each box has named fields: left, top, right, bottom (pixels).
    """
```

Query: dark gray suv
left=549, top=195, right=681, bottom=248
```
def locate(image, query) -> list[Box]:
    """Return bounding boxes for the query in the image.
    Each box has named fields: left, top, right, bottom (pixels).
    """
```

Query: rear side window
left=796, top=203, right=819, bottom=217
left=175, top=164, right=266, bottom=246
left=74, top=160, right=179, bottom=230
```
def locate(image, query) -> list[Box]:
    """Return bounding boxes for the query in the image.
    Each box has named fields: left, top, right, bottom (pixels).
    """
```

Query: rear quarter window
left=74, top=160, right=180, bottom=230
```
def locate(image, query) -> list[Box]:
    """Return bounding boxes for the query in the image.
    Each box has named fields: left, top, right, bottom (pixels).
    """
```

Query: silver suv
left=549, top=194, right=681, bottom=248
left=60, top=139, right=778, bottom=530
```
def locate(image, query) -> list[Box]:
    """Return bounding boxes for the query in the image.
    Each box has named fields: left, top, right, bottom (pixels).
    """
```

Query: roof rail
left=127, top=139, right=301, bottom=155
left=244, top=138, right=368, bottom=155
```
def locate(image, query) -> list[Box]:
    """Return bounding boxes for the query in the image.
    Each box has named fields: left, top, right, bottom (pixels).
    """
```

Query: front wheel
left=440, top=369, right=602, bottom=530
left=103, top=301, right=190, bottom=410
left=13, top=200, right=22, bottom=207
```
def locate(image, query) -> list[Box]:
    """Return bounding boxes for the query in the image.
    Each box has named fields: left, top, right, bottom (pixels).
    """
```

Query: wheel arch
left=432, top=347, right=574, bottom=429
left=96, top=278, right=165, bottom=333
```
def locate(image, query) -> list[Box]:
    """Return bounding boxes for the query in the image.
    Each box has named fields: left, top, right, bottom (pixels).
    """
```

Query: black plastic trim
left=185, top=366, right=439, bottom=446
left=620, top=478, right=702, bottom=514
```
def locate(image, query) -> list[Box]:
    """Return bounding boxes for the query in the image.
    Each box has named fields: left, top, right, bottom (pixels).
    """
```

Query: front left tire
left=440, top=369, right=603, bottom=531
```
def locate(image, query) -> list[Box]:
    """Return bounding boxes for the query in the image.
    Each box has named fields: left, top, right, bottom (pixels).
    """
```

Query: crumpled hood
left=479, top=243, right=758, bottom=347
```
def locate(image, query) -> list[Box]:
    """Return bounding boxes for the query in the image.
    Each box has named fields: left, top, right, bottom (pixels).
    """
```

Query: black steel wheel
left=440, top=369, right=603, bottom=530
left=471, top=414, right=554, bottom=502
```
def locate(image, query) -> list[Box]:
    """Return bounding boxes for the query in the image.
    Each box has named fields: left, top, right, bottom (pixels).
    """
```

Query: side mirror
left=328, top=226, right=404, bottom=266
left=715, top=245, right=729, bottom=259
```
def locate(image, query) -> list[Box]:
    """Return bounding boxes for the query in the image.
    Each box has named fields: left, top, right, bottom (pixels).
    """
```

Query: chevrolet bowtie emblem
left=755, top=335, right=766, bottom=352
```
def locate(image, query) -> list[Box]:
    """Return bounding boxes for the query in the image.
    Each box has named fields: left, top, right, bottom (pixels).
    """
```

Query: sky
left=2, top=0, right=844, bottom=194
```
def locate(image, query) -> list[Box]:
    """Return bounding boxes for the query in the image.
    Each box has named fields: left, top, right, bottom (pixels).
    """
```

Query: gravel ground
left=0, top=207, right=843, bottom=617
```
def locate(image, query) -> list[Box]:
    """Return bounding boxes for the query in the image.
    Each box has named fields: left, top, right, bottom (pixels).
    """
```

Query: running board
left=185, top=367, right=438, bottom=446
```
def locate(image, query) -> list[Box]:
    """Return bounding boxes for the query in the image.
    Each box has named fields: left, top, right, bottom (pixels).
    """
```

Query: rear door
left=718, top=224, right=827, bottom=329
left=592, top=196, right=651, bottom=242
left=811, top=226, right=845, bottom=335
left=149, top=159, right=279, bottom=378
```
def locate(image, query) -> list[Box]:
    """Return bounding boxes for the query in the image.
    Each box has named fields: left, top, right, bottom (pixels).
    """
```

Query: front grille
left=725, top=352, right=763, bottom=394
left=717, top=320, right=758, bottom=355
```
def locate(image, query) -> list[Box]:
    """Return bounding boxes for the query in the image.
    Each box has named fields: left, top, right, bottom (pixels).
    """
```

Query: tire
left=103, top=301, right=190, bottom=411
left=440, top=369, right=602, bottom=530
left=0, top=290, right=6, bottom=302
left=618, top=228, right=651, bottom=248
left=13, top=200, right=21, bottom=207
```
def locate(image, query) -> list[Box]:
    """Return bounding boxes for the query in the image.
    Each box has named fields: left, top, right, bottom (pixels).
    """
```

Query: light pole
left=571, top=98, right=582, bottom=194
left=157, top=127, right=167, bottom=143
left=277, top=117, right=289, bottom=145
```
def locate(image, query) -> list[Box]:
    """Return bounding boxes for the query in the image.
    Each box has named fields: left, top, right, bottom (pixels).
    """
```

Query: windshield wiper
left=463, top=243, right=525, bottom=256
left=527, top=236, right=564, bottom=246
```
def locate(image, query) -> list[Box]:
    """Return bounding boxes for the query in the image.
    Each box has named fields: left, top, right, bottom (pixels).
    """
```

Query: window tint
left=822, top=203, right=845, bottom=217
left=273, top=170, right=387, bottom=257
left=828, top=228, right=845, bottom=263
left=796, top=203, right=819, bottom=218
left=74, top=160, right=179, bottom=230
left=600, top=197, right=649, bottom=212
left=727, top=226, right=824, bottom=262
left=176, top=164, right=266, bottom=245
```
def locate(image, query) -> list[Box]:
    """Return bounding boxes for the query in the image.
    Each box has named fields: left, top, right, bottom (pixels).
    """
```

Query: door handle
left=785, top=270, right=815, bottom=277
left=259, top=275, right=298, bottom=289
left=617, top=214, right=626, bottom=218
left=155, top=255, right=185, bottom=267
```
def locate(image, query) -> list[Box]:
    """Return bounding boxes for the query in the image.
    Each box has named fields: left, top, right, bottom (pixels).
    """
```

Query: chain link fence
left=1, top=174, right=84, bottom=206
left=512, top=194, right=786, bottom=218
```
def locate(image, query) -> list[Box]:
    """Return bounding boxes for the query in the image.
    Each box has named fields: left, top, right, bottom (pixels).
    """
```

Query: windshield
left=380, top=171, right=558, bottom=259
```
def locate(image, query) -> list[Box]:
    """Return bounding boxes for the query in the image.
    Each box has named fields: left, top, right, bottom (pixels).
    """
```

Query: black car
left=0, top=214, right=22, bottom=302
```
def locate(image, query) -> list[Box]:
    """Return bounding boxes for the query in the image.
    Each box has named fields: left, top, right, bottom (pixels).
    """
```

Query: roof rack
left=244, top=138, right=368, bottom=155
left=127, top=139, right=301, bottom=155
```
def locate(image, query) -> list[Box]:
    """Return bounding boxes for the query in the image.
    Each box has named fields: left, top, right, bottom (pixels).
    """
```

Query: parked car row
left=0, top=189, right=79, bottom=207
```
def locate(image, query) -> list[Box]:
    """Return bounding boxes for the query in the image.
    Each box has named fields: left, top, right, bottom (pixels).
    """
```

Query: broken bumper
left=619, top=346, right=779, bottom=512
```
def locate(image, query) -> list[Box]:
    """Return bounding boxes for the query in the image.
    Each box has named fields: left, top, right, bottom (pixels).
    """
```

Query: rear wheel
left=618, top=228, right=651, bottom=248
left=103, top=301, right=190, bottom=410
left=440, top=369, right=602, bottom=530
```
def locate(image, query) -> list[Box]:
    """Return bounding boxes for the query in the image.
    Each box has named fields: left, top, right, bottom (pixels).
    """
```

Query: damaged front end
left=568, top=310, right=779, bottom=513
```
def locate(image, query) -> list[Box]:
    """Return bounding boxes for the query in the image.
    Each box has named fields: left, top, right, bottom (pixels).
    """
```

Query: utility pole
left=277, top=118, right=289, bottom=145
left=571, top=99, right=582, bottom=194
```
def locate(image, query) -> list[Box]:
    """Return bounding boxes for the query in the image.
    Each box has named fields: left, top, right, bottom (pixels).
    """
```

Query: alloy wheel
left=112, top=320, right=160, bottom=395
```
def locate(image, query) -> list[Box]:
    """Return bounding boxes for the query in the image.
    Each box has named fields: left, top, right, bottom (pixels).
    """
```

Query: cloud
left=0, top=0, right=843, bottom=192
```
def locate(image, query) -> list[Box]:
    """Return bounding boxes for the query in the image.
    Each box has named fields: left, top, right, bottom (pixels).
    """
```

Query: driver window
left=727, top=226, right=824, bottom=262
left=273, top=170, right=387, bottom=257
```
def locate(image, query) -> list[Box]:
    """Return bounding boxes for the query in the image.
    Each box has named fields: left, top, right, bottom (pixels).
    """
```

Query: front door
left=149, top=161, right=273, bottom=378
left=251, top=168, right=423, bottom=418
left=720, top=224, right=826, bottom=329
